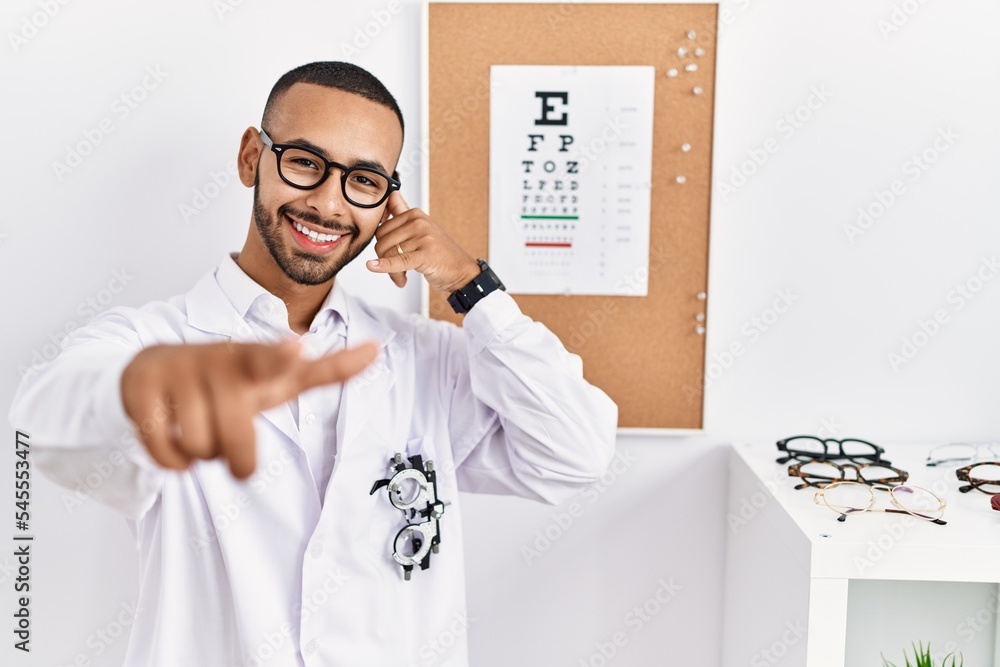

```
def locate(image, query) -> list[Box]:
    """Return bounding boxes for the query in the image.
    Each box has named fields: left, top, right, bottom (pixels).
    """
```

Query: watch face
left=487, top=268, right=505, bottom=291
left=476, top=260, right=505, bottom=291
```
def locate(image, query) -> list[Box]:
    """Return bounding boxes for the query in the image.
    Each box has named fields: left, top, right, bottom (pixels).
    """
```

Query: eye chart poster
left=488, top=65, right=655, bottom=296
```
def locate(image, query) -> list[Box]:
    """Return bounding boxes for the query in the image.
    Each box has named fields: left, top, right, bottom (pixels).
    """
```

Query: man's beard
left=251, top=176, right=373, bottom=286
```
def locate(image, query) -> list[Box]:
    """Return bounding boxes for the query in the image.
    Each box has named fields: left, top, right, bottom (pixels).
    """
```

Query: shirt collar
left=216, top=252, right=348, bottom=334
left=314, top=268, right=349, bottom=333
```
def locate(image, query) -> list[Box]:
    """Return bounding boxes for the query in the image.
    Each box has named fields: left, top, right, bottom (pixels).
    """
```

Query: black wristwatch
left=447, top=259, right=506, bottom=314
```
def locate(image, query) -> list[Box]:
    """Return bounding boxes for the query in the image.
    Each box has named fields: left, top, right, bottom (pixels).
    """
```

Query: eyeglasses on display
left=259, top=128, right=401, bottom=208
left=955, top=462, right=1000, bottom=495
left=813, top=481, right=947, bottom=525
left=787, top=459, right=909, bottom=490
left=926, top=442, right=1000, bottom=467
left=775, top=435, right=890, bottom=466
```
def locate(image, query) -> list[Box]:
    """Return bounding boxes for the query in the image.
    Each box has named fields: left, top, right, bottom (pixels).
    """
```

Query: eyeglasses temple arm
left=880, top=507, right=948, bottom=525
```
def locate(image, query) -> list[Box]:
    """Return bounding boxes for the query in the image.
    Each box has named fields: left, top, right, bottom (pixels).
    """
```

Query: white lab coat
left=8, top=255, right=618, bottom=667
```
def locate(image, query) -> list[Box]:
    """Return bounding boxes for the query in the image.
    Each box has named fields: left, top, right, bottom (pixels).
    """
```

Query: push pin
left=695, top=47, right=705, bottom=57
left=687, top=30, right=697, bottom=39
left=675, top=175, right=687, bottom=184
left=681, top=143, right=692, bottom=152
left=677, top=46, right=688, bottom=57
left=693, top=86, right=703, bottom=95
left=667, top=68, right=678, bottom=78
left=685, top=63, right=698, bottom=72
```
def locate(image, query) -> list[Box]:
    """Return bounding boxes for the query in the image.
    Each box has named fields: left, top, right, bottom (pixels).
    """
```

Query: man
left=9, top=61, right=617, bottom=666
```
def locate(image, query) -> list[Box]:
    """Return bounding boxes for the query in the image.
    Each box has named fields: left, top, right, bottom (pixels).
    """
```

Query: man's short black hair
left=262, top=61, right=404, bottom=139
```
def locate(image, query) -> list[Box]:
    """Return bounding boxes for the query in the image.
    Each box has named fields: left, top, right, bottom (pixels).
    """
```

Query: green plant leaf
left=882, top=641, right=964, bottom=667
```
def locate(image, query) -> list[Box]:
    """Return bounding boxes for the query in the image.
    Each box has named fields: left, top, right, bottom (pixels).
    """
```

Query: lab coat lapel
left=183, top=270, right=299, bottom=447
left=338, top=290, right=396, bottom=455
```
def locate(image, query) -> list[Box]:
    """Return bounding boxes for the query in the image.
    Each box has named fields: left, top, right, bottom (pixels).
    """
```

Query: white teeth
left=291, top=218, right=340, bottom=243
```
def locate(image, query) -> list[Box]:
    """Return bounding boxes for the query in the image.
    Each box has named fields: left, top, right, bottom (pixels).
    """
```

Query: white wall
left=2, top=1, right=998, bottom=666
left=704, top=0, right=1000, bottom=443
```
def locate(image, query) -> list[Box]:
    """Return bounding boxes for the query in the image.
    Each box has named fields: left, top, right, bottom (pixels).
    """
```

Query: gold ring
left=396, top=244, right=404, bottom=255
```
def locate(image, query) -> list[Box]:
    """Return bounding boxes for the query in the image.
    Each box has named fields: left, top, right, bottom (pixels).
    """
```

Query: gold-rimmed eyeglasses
left=813, top=481, right=947, bottom=525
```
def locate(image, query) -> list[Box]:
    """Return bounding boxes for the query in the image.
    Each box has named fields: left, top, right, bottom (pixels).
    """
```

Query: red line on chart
left=525, top=242, right=573, bottom=248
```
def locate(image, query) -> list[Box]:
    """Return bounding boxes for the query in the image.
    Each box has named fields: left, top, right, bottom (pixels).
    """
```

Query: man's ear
left=237, top=127, right=261, bottom=188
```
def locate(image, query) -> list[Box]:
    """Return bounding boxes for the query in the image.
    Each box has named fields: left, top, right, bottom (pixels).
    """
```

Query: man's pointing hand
left=121, top=339, right=378, bottom=479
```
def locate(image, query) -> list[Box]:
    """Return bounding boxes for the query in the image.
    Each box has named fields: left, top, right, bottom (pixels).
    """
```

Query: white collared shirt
left=9, top=252, right=618, bottom=667
left=215, top=253, right=347, bottom=502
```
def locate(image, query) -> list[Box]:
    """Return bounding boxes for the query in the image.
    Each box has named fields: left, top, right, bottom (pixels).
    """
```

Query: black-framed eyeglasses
left=775, top=435, right=890, bottom=466
left=258, top=128, right=400, bottom=208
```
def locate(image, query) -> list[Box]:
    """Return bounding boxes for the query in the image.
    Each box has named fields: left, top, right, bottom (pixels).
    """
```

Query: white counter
left=721, top=440, right=1000, bottom=666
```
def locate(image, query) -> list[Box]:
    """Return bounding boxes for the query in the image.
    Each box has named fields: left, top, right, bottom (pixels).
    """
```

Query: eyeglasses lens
left=966, top=464, right=1000, bottom=494
left=797, top=461, right=840, bottom=486
left=891, top=486, right=944, bottom=521
left=927, top=443, right=976, bottom=466
left=278, top=147, right=389, bottom=205
left=786, top=437, right=827, bottom=456
left=857, top=465, right=902, bottom=484
left=838, top=439, right=880, bottom=460
left=392, top=477, right=422, bottom=506
left=823, top=483, right=872, bottom=514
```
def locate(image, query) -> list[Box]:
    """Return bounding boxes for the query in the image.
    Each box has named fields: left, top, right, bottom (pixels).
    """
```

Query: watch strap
left=448, top=259, right=505, bottom=314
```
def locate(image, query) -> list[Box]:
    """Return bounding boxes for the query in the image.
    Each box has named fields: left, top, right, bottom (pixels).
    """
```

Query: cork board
left=425, top=2, right=716, bottom=429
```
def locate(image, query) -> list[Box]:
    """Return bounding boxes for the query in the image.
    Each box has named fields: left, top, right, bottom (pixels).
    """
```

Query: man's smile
left=285, top=212, right=347, bottom=254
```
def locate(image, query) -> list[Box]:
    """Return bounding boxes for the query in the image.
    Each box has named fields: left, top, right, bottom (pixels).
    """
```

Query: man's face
left=248, top=83, right=403, bottom=285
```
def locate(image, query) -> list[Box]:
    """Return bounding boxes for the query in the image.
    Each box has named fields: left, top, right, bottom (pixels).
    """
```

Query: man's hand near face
left=120, top=339, right=378, bottom=479
left=367, top=191, right=482, bottom=292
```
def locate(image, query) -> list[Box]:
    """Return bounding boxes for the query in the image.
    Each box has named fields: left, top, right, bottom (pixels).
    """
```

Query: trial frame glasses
left=258, top=128, right=401, bottom=208
left=775, top=435, right=890, bottom=465
left=813, top=481, right=947, bottom=525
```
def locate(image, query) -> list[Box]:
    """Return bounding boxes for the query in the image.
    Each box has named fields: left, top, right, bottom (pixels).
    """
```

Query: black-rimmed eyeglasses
left=775, top=435, right=890, bottom=466
left=259, top=128, right=400, bottom=208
